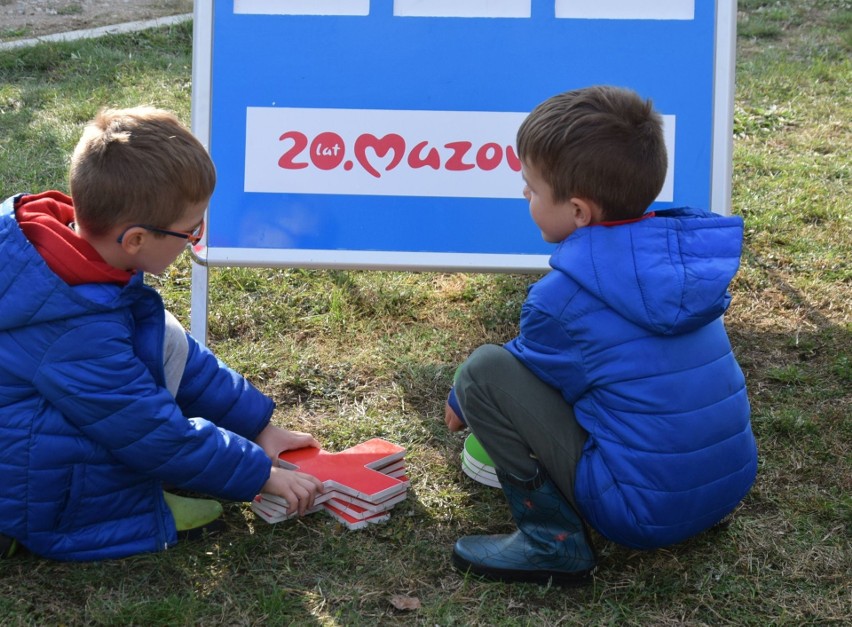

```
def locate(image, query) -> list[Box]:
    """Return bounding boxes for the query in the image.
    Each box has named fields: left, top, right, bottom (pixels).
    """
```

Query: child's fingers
left=444, top=404, right=465, bottom=431
left=296, top=471, right=324, bottom=493
left=284, top=473, right=324, bottom=515
left=297, top=478, right=322, bottom=514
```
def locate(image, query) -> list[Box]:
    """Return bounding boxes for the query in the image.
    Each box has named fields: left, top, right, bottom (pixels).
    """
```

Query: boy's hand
left=255, top=424, right=320, bottom=461
left=444, top=401, right=466, bottom=432
left=262, top=466, right=324, bottom=516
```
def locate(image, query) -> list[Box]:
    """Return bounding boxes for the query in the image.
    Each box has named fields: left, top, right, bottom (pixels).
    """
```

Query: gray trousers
left=454, top=344, right=587, bottom=508
left=162, top=310, right=188, bottom=397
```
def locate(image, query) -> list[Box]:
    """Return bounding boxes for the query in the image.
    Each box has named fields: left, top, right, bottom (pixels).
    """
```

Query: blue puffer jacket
left=505, top=207, right=757, bottom=549
left=0, top=195, right=274, bottom=561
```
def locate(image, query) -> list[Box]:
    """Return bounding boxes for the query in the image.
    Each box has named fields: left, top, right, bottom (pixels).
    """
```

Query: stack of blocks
left=251, top=438, right=408, bottom=530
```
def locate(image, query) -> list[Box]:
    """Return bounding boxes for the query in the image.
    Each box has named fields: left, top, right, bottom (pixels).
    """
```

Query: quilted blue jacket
left=0, top=195, right=274, bottom=561
left=505, top=207, right=757, bottom=549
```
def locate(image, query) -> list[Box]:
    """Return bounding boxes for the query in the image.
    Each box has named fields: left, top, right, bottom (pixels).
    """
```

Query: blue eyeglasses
left=116, top=220, right=205, bottom=245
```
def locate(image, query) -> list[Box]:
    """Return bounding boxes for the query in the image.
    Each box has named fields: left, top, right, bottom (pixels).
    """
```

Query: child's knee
left=457, top=344, right=516, bottom=388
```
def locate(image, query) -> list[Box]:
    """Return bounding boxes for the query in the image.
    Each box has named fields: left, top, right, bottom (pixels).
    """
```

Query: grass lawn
left=0, top=1, right=849, bottom=624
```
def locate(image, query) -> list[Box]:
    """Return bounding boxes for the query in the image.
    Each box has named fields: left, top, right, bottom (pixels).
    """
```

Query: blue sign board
left=189, top=1, right=736, bottom=337
left=192, top=0, right=736, bottom=271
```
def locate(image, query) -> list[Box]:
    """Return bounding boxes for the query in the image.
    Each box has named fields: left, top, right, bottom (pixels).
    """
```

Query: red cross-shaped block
left=278, top=438, right=407, bottom=502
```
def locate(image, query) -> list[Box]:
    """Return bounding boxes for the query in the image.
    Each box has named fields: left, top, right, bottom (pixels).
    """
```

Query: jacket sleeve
left=503, top=300, right=589, bottom=404
left=33, top=318, right=271, bottom=502
left=174, top=333, right=274, bottom=441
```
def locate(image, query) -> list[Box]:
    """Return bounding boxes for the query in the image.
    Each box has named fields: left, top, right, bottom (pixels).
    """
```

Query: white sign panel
left=244, top=108, right=675, bottom=201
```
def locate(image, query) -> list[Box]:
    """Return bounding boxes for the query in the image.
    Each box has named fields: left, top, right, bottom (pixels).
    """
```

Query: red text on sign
left=277, top=131, right=521, bottom=178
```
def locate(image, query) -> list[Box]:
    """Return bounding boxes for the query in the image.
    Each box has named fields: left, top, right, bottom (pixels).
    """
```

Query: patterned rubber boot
left=163, top=491, right=225, bottom=540
left=452, top=468, right=596, bottom=586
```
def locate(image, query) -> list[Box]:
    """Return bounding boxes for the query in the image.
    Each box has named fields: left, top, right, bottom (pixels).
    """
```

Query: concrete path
left=0, top=13, right=192, bottom=51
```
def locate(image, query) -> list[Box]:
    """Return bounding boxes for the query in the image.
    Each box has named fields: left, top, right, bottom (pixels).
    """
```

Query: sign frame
left=190, top=1, right=737, bottom=341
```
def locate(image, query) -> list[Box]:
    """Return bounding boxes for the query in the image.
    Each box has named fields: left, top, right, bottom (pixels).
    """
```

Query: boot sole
left=452, top=549, right=594, bottom=587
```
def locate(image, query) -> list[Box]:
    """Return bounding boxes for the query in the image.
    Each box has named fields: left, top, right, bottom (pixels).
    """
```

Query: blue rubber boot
left=452, top=468, right=596, bottom=586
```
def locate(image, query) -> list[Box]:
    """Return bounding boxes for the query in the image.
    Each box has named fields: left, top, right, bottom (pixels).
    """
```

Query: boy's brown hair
left=69, top=107, right=216, bottom=236
left=517, top=85, right=667, bottom=220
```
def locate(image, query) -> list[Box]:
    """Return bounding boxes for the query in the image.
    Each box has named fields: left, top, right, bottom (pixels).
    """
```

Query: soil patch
left=0, top=0, right=192, bottom=41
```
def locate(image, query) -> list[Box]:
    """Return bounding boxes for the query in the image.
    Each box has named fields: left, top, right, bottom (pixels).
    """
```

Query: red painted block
left=278, top=438, right=407, bottom=503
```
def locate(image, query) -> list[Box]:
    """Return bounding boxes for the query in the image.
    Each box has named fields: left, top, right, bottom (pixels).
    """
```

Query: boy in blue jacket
left=444, top=86, right=758, bottom=585
left=0, top=107, right=323, bottom=561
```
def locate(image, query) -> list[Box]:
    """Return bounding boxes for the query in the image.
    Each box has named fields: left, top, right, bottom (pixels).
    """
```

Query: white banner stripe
left=242, top=107, right=675, bottom=203
left=244, top=107, right=527, bottom=199
left=394, top=0, right=531, bottom=18
left=233, top=0, right=369, bottom=16
left=555, top=0, right=694, bottom=20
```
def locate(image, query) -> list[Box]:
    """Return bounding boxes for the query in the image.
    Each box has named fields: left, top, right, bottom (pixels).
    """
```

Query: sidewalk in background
left=0, top=13, right=191, bottom=51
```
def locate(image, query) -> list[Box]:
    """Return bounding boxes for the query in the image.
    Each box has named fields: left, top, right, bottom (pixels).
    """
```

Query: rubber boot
left=452, top=468, right=596, bottom=586
left=163, top=491, right=225, bottom=540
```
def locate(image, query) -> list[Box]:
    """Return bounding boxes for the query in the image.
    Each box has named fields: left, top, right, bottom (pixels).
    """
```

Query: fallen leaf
left=389, top=594, right=421, bottom=611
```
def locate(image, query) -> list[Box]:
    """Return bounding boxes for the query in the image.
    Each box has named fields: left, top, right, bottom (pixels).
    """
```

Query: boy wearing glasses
left=0, top=107, right=323, bottom=561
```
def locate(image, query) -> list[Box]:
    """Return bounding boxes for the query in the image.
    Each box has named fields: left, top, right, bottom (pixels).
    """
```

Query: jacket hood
left=0, top=195, right=141, bottom=332
left=14, top=191, right=132, bottom=287
left=550, top=207, right=744, bottom=335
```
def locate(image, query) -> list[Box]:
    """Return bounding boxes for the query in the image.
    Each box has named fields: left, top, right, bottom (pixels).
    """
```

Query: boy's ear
left=118, top=227, right=146, bottom=254
left=569, top=197, right=602, bottom=227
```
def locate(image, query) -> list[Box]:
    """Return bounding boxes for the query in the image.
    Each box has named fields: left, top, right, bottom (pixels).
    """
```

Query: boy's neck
left=596, top=212, right=656, bottom=227
left=75, top=223, right=136, bottom=273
